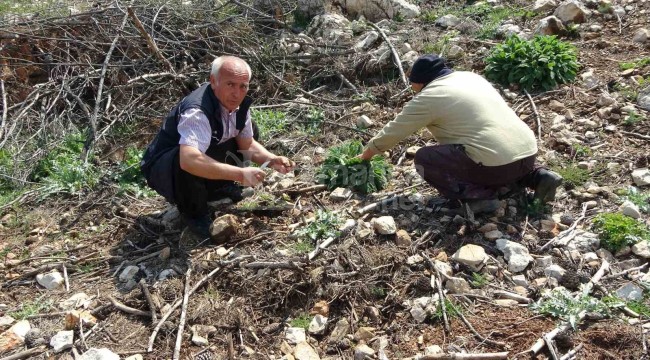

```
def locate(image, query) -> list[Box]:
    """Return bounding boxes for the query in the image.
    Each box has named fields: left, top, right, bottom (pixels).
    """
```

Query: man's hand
left=358, top=147, right=379, bottom=161
left=241, top=167, right=266, bottom=187
left=268, top=156, right=296, bottom=174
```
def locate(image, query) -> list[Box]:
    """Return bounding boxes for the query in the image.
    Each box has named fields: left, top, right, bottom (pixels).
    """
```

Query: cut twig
left=621, top=130, right=650, bottom=141
left=0, top=80, right=7, bottom=140
left=0, top=346, right=47, bottom=360
left=108, top=296, right=151, bottom=317
left=173, top=267, right=192, bottom=360
left=419, top=353, right=509, bottom=360
left=62, top=263, right=70, bottom=292
left=524, top=89, right=542, bottom=141
left=127, top=7, right=173, bottom=71
left=539, top=203, right=587, bottom=252
left=493, top=290, right=532, bottom=304
left=139, top=279, right=158, bottom=323
left=337, top=73, right=359, bottom=94
left=559, top=344, right=583, bottom=360
left=367, top=22, right=408, bottom=88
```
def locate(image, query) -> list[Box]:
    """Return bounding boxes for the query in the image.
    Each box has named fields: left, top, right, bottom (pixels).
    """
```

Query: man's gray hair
left=211, top=56, right=252, bottom=80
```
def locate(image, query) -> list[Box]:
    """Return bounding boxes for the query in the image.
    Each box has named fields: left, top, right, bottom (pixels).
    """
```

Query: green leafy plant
left=423, top=30, right=459, bottom=56
left=571, top=144, right=592, bottom=158
left=289, top=313, right=312, bottom=329
left=622, top=187, right=650, bottom=214
left=553, top=164, right=589, bottom=189
left=592, top=213, right=650, bottom=252
left=627, top=300, right=650, bottom=318
left=116, top=147, right=155, bottom=198
left=251, top=109, right=288, bottom=142
left=485, top=35, right=579, bottom=91
left=316, top=140, right=391, bottom=194
left=623, top=111, right=645, bottom=126
left=430, top=299, right=462, bottom=322
left=302, top=108, right=325, bottom=135
left=531, top=288, right=610, bottom=329
left=295, top=210, right=342, bottom=243
left=619, top=58, right=650, bottom=71
left=422, top=4, right=532, bottom=39
left=10, top=298, right=53, bottom=320
left=470, top=272, right=488, bottom=288
left=370, top=286, right=387, bottom=298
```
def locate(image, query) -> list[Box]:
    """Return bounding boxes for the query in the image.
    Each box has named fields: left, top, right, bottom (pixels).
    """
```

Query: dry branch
left=524, top=89, right=542, bottom=141
left=127, top=7, right=173, bottom=71
left=108, top=296, right=151, bottom=317
left=173, top=267, right=192, bottom=360
left=0, top=346, right=47, bottom=360
left=139, top=279, right=158, bottom=323
left=419, top=352, right=509, bottom=359
left=539, top=203, right=587, bottom=252
left=367, top=22, right=408, bottom=88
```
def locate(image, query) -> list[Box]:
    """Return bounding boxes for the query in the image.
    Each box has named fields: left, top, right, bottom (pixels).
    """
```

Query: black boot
left=533, top=169, right=563, bottom=203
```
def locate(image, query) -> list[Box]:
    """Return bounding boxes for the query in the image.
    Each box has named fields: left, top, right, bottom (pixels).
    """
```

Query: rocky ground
left=0, top=0, right=650, bottom=359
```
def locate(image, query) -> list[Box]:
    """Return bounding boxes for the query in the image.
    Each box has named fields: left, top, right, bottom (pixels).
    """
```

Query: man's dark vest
left=140, top=83, right=253, bottom=177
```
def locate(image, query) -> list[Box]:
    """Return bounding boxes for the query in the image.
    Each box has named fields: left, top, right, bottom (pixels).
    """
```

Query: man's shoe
left=181, top=214, right=211, bottom=238
left=210, top=183, right=243, bottom=203
left=533, top=169, right=563, bottom=203
left=467, top=199, right=501, bottom=214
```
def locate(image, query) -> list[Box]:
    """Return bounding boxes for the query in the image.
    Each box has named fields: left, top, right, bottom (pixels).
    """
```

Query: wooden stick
left=280, top=184, right=327, bottom=195
left=539, top=203, right=587, bottom=252
left=621, top=130, right=650, bottom=141
left=0, top=346, right=47, bottom=360
left=173, top=267, right=192, bottom=360
left=493, top=290, right=532, bottom=304
left=337, top=73, right=359, bottom=94
left=368, top=22, right=408, bottom=88
left=456, top=309, right=506, bottom=347
left=127, top=7, right=173, bottom=71
left=148, top=265, right=226, bottom=352
left=62, top=263, right=70, bottom=292
left=0, top=80, right=7, bottom=140
left=108, top=296, right=151, bottom=317
left=524, top=89, right=542, bottom=141
left=559, top=344, right=583, bottom=360
left=139, top=279, right=158, bottom=323
left=602, top=263, right=648, bottom=280
left=419, top=352, right=509, bottom=359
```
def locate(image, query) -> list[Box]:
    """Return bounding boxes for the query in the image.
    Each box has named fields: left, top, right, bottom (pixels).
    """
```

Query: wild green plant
left=597, top=2, right=613, bottom=14
left=292, top=241, right=315, bottom=253
left=627, top=300, right=650, bottom=318
left=10, top=298, right=53, bottom=320
left=430, top=299, right=462, bottom=322
left=623, top=111, right=645, bottom=126
left=621, top=187, right=650, bottom=214
left=470, top=272, right=488, bottom=288
left=530, top=288, right=610, bottom=329
left=422, top=4, right=532, bottom=39
left=619, top=58, right=650, bottom=71
left=316, top=140, right=391, bottom=194
left=115, top=147, right=155, bottom=197
left=251, top=109, right=288, bottom=142
left=592, top=213, right=650, bottom=252
left=485, top=35, right=579, bottom=91
left=289, top=313, right=312, bottom=329
left=370, top=286, right=387, bottom=298
left=423, top=30, right=459, bottom=56
left=291, top=10, right=311, bottom=29
left=295, top=210, right=342, bottom=243
left=302, top=108, right=325, bottom=135
left=571, top=144, right=592, bottom=158
left=552, top=164, right=589, bottom=189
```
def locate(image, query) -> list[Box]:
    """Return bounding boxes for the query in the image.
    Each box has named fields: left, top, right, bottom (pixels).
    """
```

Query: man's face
left=211, top=61, right=250, bottom=112
left=411, top=82, right=424, bottom=93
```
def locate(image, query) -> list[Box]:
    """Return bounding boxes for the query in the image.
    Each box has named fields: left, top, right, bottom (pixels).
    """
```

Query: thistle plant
left=316, top=140, right=391, bottom=194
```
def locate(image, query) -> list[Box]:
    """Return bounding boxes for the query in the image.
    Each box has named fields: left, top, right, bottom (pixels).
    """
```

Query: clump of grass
left=10, top=298, right=53, bottom=320
left=316, top=140, right=391, bottom=194
left=370, top=286, right=387, bottom=298
left=289, top=313, right=311, bottom=329
left=619, top=58, right=650, bottom=71
left=623, top=111, right=645, bottom=126
left=470, top=272, right=488, bottom=288
left=592, top=213, right=650, bottom=252
left=430, top=299, right=462, bottom=322
left=251, top=109, right=288, bottom=142
left=553, top=164, right=589, bottom=189
left=531, top=288, right=610, bottom=329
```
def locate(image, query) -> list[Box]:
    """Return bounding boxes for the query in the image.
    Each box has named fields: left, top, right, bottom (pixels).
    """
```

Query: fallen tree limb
left=173, top=267, right=192, bottom=360
left=139, top=279, right=158, bottom=323
left=524, top=89, right=542, bottom=141
left=108, top=296, right=151, bottom=317
left=127, top=7, right=173, bottom=71
left=0, top=346, right=47, bottom=360
left=620, top=130, right=650, bottom=141
left=367, top=22, right=408, bottom=88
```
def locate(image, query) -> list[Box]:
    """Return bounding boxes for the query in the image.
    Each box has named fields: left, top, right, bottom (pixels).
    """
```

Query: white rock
left=544, top=264, right=566, bottom=280
left=616, top=283, right=643, bottom=301
left=50, top=330, right=74, bottom=353
left=554, top=0, right=589, bottom=23
left=285, top=327, right=306, bottom=344
left=294, top=341, right=321, bottom=360
left=354, top=343, right=375, bottom=360
left=535, top=15, right=566, bottom=35
left=0, top=315, right=15, bottom=328
left=631, top=168, right=650, bottom=186
left=401, top=42, right=412, bottom=53
left=371, top=216, right=396, bottom=235
left=452, top=244, right=487, bottom=271
left=435, top=14, right=460, bottom=28
left=512, top=274, right=528, bottom=287
left=125, top=355, right=144, bottom=360
left=484, top=230, right=503, bottom=241
left=308, top=314, right=327, bottom=335
left=410, top=306, right=428, bottom=323
left=328, top=318, right=349, bottom=344
left=306, top=14, right=352, bottom=45
left=632, top=241, right=650, bottom=258
left=353, top=31, right=379, bottom=51
left=158, top=269, right=178, bottom=281
left=446, top=44, right=464, bottom=59
left=59, top=292, right=91, bottom=310
left=79, top=348, right=120, bottom=360
left=638, top=86, right=650, bottom=112
left=330, top=187, right=352, bottom=202
left=36, top=271, right=64, bottom=290
left=580, top=69, right=599, bottom=88
left=620, top=200, right=641, bottom=219
left=533, top=256, right=553, bottom=270
left=8, top=319, right=30, bottom=338
left=632, top=28, right=649, bottom=43
left=425, top=345, right=444, bottom=355
left=583, top=252, right=599, bottom=262
left=496, top=239, right=533, bottom=273
left=434, top=260, right=453, bottom=278
left=401, top=50, right=420, bottom=67
left=407, top=254, right=424, bottom=265
left=567, top=231, right=600, bottom=252
left=357, top=115, right=373, bottom=128
left=445, top=277, right=471, bottom=294
left=119, top=265, right=139, bottom=282
left=497, top=23, right=521, bottom=37
left=342, top=0, right=420, bottom=22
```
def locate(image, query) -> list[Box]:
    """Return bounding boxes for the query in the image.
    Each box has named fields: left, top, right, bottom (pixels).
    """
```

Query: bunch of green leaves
left=10, top=297, right=53, bottom=320
left=470, top=272, right=488, bottom=288
left=289, top=313, right=312, bottom=329
left=115, top=147, right=155, bottom=198
left=620, top=187, right=650, bottom=214
left=316, top=140, right=391, bottom=194
left=294, top=209, right=342, bottom=242
left=530, top=288, right=610, bottom=329
left=430, top=299, right=462, bottom=322
left=623, top=111, right=645, bottom=126
left=552, top=164, right=589, bottom=189
left=619, top=57, right=650, bottom=71
left=485, top=35, right=579, bottom=91
left=302, top=108, right=324, bottom=135
left=251, top=109, right=288, bottom=142
left=592, top=213, right=650, bottom=252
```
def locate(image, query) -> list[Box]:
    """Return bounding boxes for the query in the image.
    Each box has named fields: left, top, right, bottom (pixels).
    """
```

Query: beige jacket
left=365, top=71, right=537, bottom=166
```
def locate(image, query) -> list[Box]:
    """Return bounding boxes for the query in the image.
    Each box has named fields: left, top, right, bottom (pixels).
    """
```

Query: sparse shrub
left=302, top=108, right=324, bottom=135
left=316, top=140, right=391, bottom=194
left=571, top=144, right=592, bottom=158
left=623, top=111, right=645, bottom=126
left=289, top=314, right=311, bottom=329
left=251, top=109, right=288, bottom=142
left=531, top=287, right=610, bottom=329
left=294, top=210, right=342, bottom=243
left=423, top=30, right=459, bottom=56
left=592, top=213, right=650, bottom=252
left=470, top=272, right=488, bottom=288
left=621, top=187, right=650, bottom=214
left=485, top=35, right=579, bottom=91
left=619, top=58, right=650, bottom=71
left=421, top=4, right=532, bottom=39
left=370, top=286, right=387, bottom=298
left=10, top=298, right=53, bottom=320
left=430, top=299, right=462, bottom=322
left=554, top=164, right=589, bottom=189
left=116, top=147, right=155, bottom=197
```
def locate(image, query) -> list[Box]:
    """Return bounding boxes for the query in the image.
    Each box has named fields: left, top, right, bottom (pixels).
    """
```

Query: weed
left=627, top=300, right=650, bottom=318
left=485, top=35, right=579, bottom=91
left=78, top=262, right=97, bottom=273
left=0, top=247, right=11, bottom=259
left=621, top=187, right=650, bottom=214
left=289, top=313, right=311, bottom=329
left=592, top=213, right=650, bottom=252
left=571, top=144, right=592, bottom=158
left=292, top=241, right=315, bottom=253
left=430, top=299, right=462, bottom=322
left=291, top=10, right=311, bottom=29
left=370, top=286, right=386, bottom=298
left=302, top=108, right=325, bottom=135
left=295, top=210, right=342, bottom=242
left=613, top=83, right=638, bottom=102
left=423, top=30, right=460, bottom=56
left=619, top=58, right=650, bottom=71
left=316, top=140, right=391, bottom=194
left=10, top=298, right=52, bottom=320
left=470, top=272, right=488, bottom=288
left=623, top=111, right=645, bottom=126
left=552, top=164, right=589, bottom=189
left=422, top=4, right=532, bottom=39
left=115, top=147, right=156, bottom=198
left=531, top=287, right=610, bottom=329
left=251, top=109, right=288, bottom=142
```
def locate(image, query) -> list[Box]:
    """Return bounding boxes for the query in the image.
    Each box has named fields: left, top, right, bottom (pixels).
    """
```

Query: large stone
left=371, top=216, right=396, bottom=235
left=79, top=348, right=120, bottom=360
left=566, top=231, right=600, bottom=252
left=632, top=241, right=650, bottom=259
left=50, top=330, right=74, bottom=353
left=544, top=264, right=566, bottom=280
left=395, top=229, right=412, bottom=246
left=633, top=28, right=649, bottom=44
left=118, top=266, right=139, bottom=283
left=308, top=314, right=327, bottom=335
left=554, top=0, right=589, bottom=23
left=0, top=320, right=30, bottom=353
left=452, top=244, right=487, bottom=271
left=357, top=115, right=373, bottom=128
left=342, top=0, right=420, bottom=22
left=534, top=15, right=566, bottom=35
left=285, top=327, right=306, bottom=345
left=445, top=277, right=471, bottom=294
left=631, top=168, right=650, bottom=186
left=306, top=14, right=353, bottom=45
left=435, top=14, right=460, bottom=28
left=616, top=283, right=643, bottom=301
left=620, top=200, right=641, bottom=219
left=210, top=214, right=239, bottom=242
left=353, top=31, right=379, bottom=51
left=534, top=0, right=557, bottom=13
left=294, top=341, right=320, bottom=360
left=35, top=270, right=64, bottom=290
left=496, top=239, right=533, bottom=273
left=330, top=188, right=352, bottom=202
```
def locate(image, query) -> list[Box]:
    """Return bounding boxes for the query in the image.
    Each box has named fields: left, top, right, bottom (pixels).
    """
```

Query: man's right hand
left=241, top=167, right=266, bottom=187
